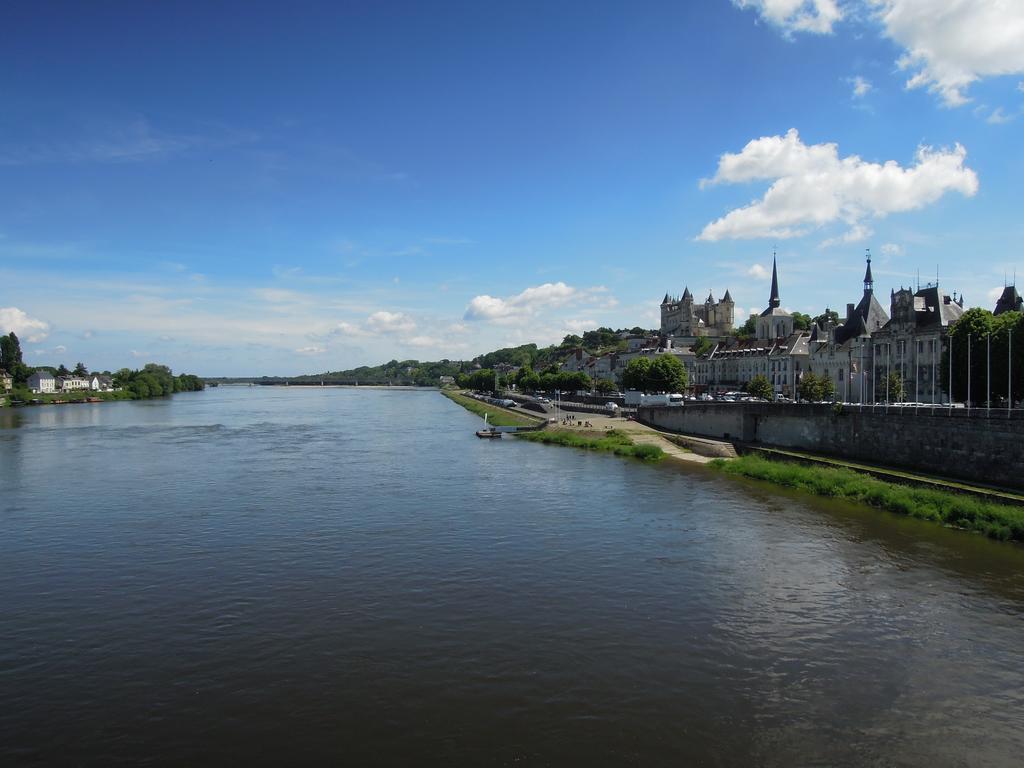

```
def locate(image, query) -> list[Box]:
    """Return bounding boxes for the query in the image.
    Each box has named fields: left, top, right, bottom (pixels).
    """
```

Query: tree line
left=1, top=332, right=203, bottom=400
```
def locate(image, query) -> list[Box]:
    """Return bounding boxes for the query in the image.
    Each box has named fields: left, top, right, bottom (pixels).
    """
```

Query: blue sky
left=2, top=0, right=1022, bottom=375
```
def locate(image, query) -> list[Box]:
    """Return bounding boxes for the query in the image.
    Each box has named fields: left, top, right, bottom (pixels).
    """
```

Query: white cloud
left=464, top=281, right=608, bottom=324
left=874, top=0, right=1024, bottom=107
left=406, top=336, right=442, bottom=348
left=986, top=106, right=1013, bottom=124
left=748, top=264, right=771, bottom=279
left=733, top=0, right=844, bottom=34
left=54, top=345, right=67, bottom=354
left=0, top=306, right=51, bottom=342
left=697, top=128, right=978, bottom=241
left=365, top=311, right=416, bottom=334
left=819, top=222, right=873, bottom=248
left=987, top=286, right=1004, bottom=303
left=880, top=242, right=904, bottom=257
left=850, top=75, right=873, bottom=97
left=331, top=321, right=371, bottom=338
left=295, top=345, right=327, bottom=355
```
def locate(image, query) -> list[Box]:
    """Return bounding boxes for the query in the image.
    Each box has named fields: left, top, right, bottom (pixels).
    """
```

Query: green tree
left=792, top=312, right=812, bottom=331
left=56, top=363, right=70, bottom=377
left=621, top=357, right=652, bottom=391
left=692, top=336, right=714, bottom=356
left=746, top=374, right=773, bottom=400
left=735, top=316, right=757, bottom=339
left=647, top=354, right=688, bottom=393
left=594, top=378, right=616, bottom=394
left=561, top=334, right=583, bottom=348
left=73, top=362, right=88, bottom=376
left=944, top=309, right=1024, bottom=405
left=813, top=309, right=840, bottom=328
left=885, top=372, right=906, bottom=403
left=0, top=332, right=29, bottom=383
left=799, top=371, right=836, bottom=402
left=944, top=308, right=995, bottom=404
left=819, top=374, right=836, bottom=401
left=798, top=371, right=820, bottom=402
left=515, top=366, right=541, bottom=393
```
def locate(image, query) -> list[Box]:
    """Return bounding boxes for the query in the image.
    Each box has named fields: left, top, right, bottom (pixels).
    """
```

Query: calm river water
left=2, top=387, right=1023, bottom=766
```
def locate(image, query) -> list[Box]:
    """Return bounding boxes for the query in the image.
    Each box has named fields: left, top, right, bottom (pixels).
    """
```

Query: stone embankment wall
left=638, top=403, right=1024, bottom=490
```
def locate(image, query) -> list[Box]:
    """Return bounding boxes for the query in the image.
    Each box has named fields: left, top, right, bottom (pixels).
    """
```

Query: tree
left=798, top=371, right=835, bottom=402
left=944, top=308, right=1024, bottom=405
left=561, top=334, right=583, bottom=348
left=515, top=366, right=541, bottom=393
left=73, top=362, right=88, bottom=376
left=798, top=372, right=820, bottom=402
left=56, top=363, right=70, bottom=377
left=594, top=378, right=616, bottom=394
left=813, top=309, right=840, bottom=328
left=621, top=357, right=652, bottom=391
left=885, top=372, right=906, bottom=403
left=0, top=332, right=28, bottom=383
left=792, top=312, right=812, bottom=331
left=735, top=316, right=757, bottom=339
left=692, top=336, right=714, bottom=356
left=819, top=374, right=836, bottom=401
left=647, top=354, right=688, bottom=393
left=746, top=374, right=773, bottom=401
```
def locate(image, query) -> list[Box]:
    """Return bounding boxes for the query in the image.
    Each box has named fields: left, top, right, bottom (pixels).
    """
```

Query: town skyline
left=2, top=1, right=1022, bottom=376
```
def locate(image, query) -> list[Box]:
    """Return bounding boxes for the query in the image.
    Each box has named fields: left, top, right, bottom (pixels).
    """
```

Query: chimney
left=846, top=303, right=855, bottom=322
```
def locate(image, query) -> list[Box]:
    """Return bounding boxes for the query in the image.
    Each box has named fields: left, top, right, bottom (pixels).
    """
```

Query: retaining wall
left=638, top=403, right=1024, bottom=490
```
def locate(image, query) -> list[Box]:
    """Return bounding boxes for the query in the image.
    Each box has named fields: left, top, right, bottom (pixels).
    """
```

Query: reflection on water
left=2, top=387, right=1023, bottom=766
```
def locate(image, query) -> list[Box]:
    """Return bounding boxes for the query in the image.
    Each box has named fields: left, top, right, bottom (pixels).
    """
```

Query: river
left=2, top=387, right=1023, bottom=766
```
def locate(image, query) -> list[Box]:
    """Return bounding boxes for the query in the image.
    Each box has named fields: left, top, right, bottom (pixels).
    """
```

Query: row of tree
left=112, top=364, right=204, bottom=398
left=944, top=308, right=1024, bottom=404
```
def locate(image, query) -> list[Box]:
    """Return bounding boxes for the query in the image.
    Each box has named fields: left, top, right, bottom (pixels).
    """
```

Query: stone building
left=693, top=257, right=808, bottom=396
left=660, top=287, right=734, bottom=341
left=869, top=284, right=964, bottom=403
left=806, top=256, right=889, bottom=403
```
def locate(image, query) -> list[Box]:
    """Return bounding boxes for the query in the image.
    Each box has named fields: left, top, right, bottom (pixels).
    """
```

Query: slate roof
left=994, top=285, right=1023, bottom=315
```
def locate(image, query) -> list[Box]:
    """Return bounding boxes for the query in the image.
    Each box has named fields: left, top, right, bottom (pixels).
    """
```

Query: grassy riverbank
left=712, top=454, right=1024, bottom=543
left=516, top=429, right=664, bottom=461
left=441, top=390, right=541, bottom=427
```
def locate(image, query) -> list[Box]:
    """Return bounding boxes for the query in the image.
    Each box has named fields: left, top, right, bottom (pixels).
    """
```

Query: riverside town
left=5, top=3, right=1024, bottom=766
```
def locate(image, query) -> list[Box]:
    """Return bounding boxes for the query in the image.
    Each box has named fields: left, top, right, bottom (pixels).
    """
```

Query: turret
left=863, top=250, right=874, bottom=296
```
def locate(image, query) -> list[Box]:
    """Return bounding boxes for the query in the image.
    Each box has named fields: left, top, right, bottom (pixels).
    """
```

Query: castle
left=660, top=287, right=734, bottom=340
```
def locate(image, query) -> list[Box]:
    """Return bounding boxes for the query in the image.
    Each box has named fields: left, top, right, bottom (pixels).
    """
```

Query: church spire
left=863, top=249, right=874, bottom=295
left=768, top=251, right=780, bottom=309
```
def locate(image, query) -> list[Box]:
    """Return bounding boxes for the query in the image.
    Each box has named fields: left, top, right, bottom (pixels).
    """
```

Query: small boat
left=475, top=413, right=502, bottom=439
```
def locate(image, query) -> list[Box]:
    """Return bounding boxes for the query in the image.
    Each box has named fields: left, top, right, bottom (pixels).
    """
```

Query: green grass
left=441, top=390, right=541, bottom=427
left=516, top=428, right=664, bottom=461
left=7, top=389, right=134, bottom=405
left=711, top=454, right=1024, bottom=543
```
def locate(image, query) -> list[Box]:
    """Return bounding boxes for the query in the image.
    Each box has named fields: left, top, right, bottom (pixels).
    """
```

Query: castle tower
left=721, top=288, right=735, bottom=330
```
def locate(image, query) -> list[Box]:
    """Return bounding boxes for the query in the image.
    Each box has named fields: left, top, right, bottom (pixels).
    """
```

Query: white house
left=57, top=375, right=91, bottom=391
left=89, top=374, right=114, bottom=392
left=27, top=371, right=56, bottom=394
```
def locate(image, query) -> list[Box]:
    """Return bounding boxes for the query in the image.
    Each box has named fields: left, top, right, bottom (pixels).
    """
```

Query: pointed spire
left=723, top=288, right=732, bottom=302
left=768, top=251, right=780, bottom=309
left=863, top=249, right=874, bottom=295
left=682, top=286, right=692, bottom=301
left=706, top=290, right=715, bottom=304
left=662, top=293, right=670, bottom=305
